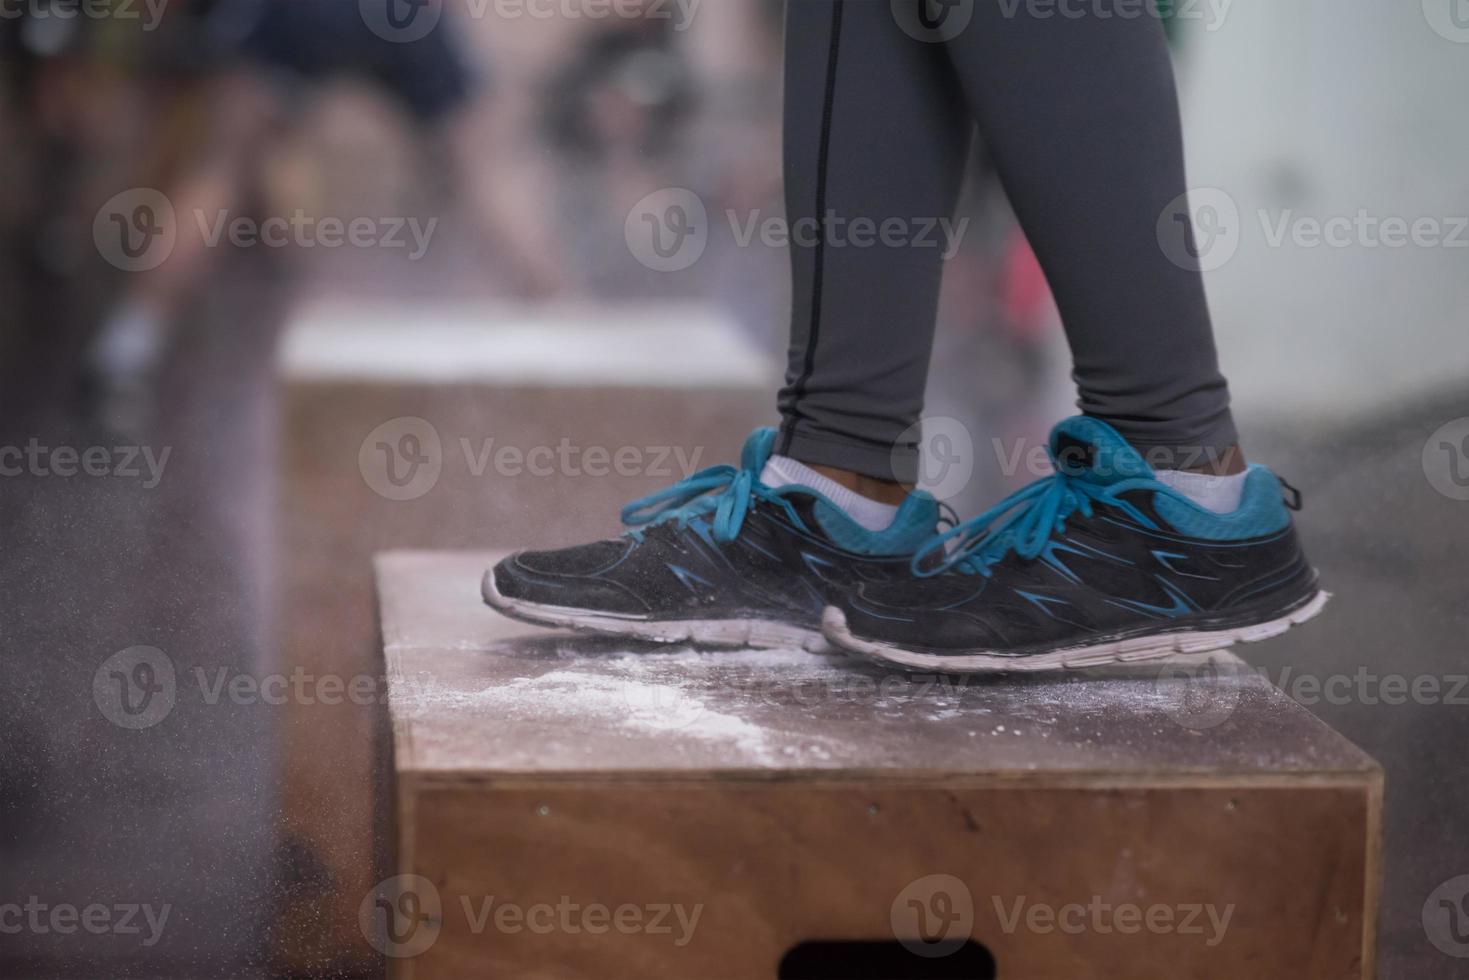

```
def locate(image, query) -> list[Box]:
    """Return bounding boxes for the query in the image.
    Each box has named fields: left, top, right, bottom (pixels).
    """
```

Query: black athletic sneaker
left=483, top=428, right=940, bottom=650
left=822, top=416, right=1328, bottom=672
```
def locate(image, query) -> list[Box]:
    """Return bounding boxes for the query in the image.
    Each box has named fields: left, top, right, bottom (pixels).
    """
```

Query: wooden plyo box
left=271, top=303, right=774, bottom=975
left=375, top=552, right=1382, bottom=980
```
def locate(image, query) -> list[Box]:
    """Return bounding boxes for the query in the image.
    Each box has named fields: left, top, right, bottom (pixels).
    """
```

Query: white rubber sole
left=821, top=590, right=1331, bottom=674
left=481, top=569, right=830, bottom=652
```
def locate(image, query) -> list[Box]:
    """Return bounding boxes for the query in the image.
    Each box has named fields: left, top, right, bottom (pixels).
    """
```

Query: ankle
left=802, top=463, right=911, bottom=506
left=760, top=456, right=906, bottom=533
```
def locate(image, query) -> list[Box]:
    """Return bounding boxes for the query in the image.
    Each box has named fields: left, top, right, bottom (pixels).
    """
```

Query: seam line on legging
left=781, top=0, right=845, bottom=457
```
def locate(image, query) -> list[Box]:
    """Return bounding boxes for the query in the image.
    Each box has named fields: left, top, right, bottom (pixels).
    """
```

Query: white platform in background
left=278, top=300, right=775, bottom=388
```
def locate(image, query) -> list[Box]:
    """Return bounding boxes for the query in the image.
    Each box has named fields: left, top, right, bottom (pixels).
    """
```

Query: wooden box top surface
left=378, top=552, right=1378, bottom=784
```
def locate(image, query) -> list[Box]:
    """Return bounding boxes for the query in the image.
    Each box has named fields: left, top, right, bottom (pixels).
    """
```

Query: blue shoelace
left=621, top=462, right=789, bottom=543
left=913, top=470, right=1132, bottom=577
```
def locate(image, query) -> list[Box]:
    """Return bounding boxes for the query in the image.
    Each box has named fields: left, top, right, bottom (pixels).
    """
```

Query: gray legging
left=777, top=0, right=1236, bottom=482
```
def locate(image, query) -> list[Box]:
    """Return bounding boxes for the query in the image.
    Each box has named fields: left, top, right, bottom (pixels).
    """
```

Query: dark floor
left=0, top=253, right=285, bottom=979
left=1247, top=401, right=1469, bottom=978
left=1, top=249, right=1466, bottom=978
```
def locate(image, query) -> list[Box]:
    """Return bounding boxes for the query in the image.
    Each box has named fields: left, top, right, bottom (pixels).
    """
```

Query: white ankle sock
left=759, top=455, right=900, bottom=532
left=1154, top=469, right=1248, bottom=514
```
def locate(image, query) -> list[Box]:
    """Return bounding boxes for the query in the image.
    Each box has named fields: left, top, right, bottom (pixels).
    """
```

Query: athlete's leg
left=482, top=2, right=964, bottom=644
left=814, top=4, right=1330, bottom=670
left=941, top=1, right=1237, bottom=472
left=777, top=0, right=971, bottom=487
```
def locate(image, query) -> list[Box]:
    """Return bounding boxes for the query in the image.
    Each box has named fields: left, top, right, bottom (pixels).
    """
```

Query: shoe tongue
left=1048, top=416, right=1154, bottom=487
left=742, top=427, right=780, bottom=475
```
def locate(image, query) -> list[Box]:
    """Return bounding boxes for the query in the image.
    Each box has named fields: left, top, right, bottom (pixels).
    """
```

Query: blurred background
left=1, top=0, right=1467, bottom=976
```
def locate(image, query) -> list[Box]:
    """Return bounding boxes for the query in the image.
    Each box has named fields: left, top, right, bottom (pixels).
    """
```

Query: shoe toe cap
left=511, top=538, right=631, bottom=577
left=489, top=549, right=648, bottom=616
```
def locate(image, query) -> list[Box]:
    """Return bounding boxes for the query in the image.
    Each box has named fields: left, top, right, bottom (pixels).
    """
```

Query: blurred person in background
left=482, top=0, right=1326, bottom=674
left=534, top=0, right=786, bottom=306
left=79, top=0, right=565, bottom=429
left=541, top=10, right=695, bottom=293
